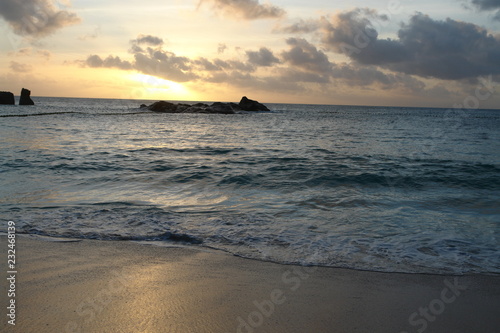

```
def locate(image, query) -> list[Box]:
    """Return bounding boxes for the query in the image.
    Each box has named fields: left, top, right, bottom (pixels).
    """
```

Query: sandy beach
left=1, top=235, right=499, bottom=333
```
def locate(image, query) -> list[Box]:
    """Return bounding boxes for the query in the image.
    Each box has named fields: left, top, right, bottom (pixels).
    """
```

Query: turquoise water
left=1, top=97, right=499, bottom=274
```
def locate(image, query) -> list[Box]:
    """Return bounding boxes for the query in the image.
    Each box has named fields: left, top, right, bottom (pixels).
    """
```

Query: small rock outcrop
left=148, top=101, right=178, bottom=112
left=238, top=96, right=270, bottom=111
left=19, top=88, right=35, bottom=105
left=143, top=97, right=270, bottom=114
left=0, top=91, right=15, bottom=105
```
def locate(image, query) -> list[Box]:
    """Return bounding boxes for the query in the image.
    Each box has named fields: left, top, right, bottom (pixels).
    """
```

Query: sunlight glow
left=129, top=73, right=192, bottom=100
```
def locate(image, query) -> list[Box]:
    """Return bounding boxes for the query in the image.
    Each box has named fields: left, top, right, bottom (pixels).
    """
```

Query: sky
left=1, top=0, right=500, bottom=108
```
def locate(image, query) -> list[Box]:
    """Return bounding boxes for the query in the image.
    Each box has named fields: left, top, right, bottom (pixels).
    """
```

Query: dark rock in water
left=205, top=102, right=236, bottom=114
left=148, top=101, right=178, bottom=112
left=182, top=106, right=205, bottom=113
left=229, top=102, right=243, bottom=111
left=139, top=104, right=148, bottom=109
left=19, top=88, right=35, bottom=105
left=0, top=91, right=15, bottom=105
left=143, top=96, right=270, bottom=114
left=239, top=96, right=270, bottom=111
left=176, top=103, right=192, bottom=113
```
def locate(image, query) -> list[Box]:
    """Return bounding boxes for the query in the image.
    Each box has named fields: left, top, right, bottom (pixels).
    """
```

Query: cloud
left=246, top=47, right=280, bottom=66
left=277, top=38, right=429, bottom=90
left=133, top=34, right=164, bottom=46
left=15, top=48, right=33, bottom=56
left=0, top=0, right=80, bottom=37
left=85, top=35, right=197, bottom=82
left=79, top=26, right=101, bottom=41
left=330, top=63, right=427, bottom=92
left=85, top=55, right=133, bottom=70
left=470, top=0, right=500, bottom=10
left=133, top=51, right=197, bottom=82
left=281, top=38, right=332, bottom=74
left=469, top=0, right=500, bottom=20
left=10, top=61, right=33, bottom=73
left=194, top=57, right=221, bottom=71
left=9, top=47, right=51, bottom=60
left=37, top=49, right=51, bottom=60
left=128, top=35, right=165, bottom=54
left=288, top=9, right=500, bottom=80
left=199, top=0, right=285, bottom=20
left=273, top=19, right=321, bottom=34
left=204, top=70, right=303, bottom=93
left=80, top=34, right=441, bottom=97
left=218, top=43, right=227, bottom=54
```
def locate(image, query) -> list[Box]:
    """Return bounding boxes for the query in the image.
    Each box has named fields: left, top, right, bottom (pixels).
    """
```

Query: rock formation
left=19, top=88, right=35, bottom=105
left=143, top=97, right=270, bottom=114
left=0, top=91, right=15, bottom=105
left=238, top=96, right=270, bottom=111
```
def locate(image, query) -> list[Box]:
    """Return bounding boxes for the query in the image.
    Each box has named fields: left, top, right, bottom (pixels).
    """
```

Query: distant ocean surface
left=1, top=97, right=499, bottom=274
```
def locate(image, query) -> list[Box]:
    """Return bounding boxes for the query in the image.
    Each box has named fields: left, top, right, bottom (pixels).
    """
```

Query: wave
left=0, top=112, right=84, bottom=118
left=5, top=205, right=499, bottom=275
left=2, top=149, right=498, bottom=190
left=0, top=111, right=151, bottom=118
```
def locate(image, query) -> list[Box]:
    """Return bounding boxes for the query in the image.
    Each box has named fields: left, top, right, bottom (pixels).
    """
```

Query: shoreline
left=1, top=235, right=499, bottom=332
left=6, top=233, right=500, bottom=277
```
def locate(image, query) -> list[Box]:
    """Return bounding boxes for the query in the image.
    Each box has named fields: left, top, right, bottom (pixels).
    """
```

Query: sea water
left=1, top=97, right=499, bottom=274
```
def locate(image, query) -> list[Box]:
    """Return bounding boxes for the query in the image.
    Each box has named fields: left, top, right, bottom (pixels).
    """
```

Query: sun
left=128, top=73, right=193, bottom=101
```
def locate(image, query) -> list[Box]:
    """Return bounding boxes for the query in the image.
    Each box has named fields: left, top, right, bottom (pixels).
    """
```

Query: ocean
left=1, top=97, right=499, bottom=274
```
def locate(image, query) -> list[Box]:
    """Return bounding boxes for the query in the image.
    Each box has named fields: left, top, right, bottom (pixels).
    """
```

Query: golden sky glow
left=1, top=0, right=499, bottom=107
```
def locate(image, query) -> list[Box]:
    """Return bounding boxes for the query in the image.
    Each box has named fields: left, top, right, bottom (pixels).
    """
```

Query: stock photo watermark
left=64, top=269, right=135, bottom=333
left=235, top=264, right=318, bottom=333
left=400, top=278, right=467, bottom=333
left=5, top=221, right=17, bottom=326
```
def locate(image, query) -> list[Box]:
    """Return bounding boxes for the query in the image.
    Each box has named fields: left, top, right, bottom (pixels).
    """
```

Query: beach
left=1, top=235, right=499, bottom=333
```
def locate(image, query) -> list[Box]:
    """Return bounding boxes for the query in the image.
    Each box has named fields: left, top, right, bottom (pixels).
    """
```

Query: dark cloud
left=278, top=69, right=331, bottom=84
left=311, top=9, right=500, bottom=80
left=133, top=34, right=164, bottom=46
left=128, top=35, right=165, bottom=53
left=103, top=56, right=133, bottom=70
left=85, top=55, right=133, bottom=70
left=205, top=70, right=303, bottom=92
left=208, top=58, right=255, bottom=72
left=85, top=35, right=196, bottom=82
left=86, top=55, right=104, bottom=67
left=276, top=36, right=437, bottom=92
left=470, top=0, right=500, bottom=20
left=133, top=51, right=197, bottom=82
left=471, top=0, right=500, bottom=10
left=199, top=0, right=285, bottom=20
left=331, top=64, right=427, bottom=92
left=281, top=38, right=332, bottom=74
left=246, top=47, right=280, bottom=66
left=0, top=0, right=80, bottom=37
left=82, top=33, right=438, bottom=96
left=194, top=57, right=221, bottom=71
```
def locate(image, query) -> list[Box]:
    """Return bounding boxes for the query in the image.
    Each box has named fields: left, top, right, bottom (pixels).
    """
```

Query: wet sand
left=1, top=235, right=499, bottom=333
